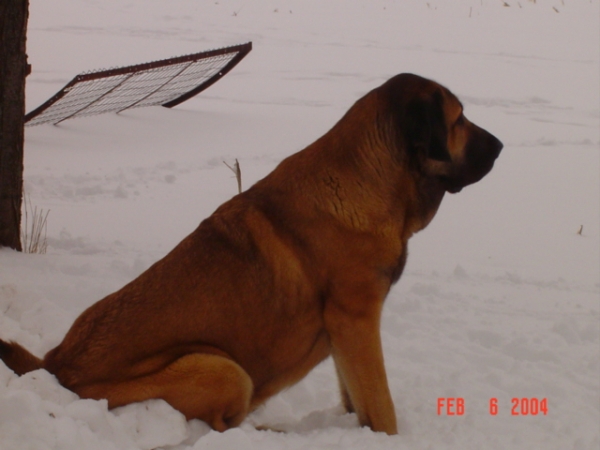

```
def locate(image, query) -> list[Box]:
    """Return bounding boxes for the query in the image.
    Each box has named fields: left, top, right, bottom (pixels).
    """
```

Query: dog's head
left=384, top=73, right=503, bottom=193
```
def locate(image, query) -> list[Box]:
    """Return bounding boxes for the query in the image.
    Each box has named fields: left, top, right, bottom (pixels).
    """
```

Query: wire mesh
left=25, top=42, right=252, bottom=126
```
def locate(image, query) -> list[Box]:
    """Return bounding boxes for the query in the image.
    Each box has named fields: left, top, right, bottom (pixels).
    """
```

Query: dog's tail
left=0, top=339, right=44, bottom=375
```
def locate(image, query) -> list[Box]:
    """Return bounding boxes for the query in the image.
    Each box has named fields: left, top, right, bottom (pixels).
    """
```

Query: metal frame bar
left=162, top=43, right=251, bottom=108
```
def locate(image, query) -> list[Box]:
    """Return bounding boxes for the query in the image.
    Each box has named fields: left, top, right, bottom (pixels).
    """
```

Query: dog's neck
left=251, top=93, right=446, bottom=243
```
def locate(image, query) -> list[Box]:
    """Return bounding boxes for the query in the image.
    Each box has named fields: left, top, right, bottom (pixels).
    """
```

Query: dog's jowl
left=0, top=73, right=502, bottom=435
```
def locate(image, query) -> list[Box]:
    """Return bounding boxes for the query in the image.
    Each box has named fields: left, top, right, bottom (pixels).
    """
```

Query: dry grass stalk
left=224, top=159, right=242, bottom=194
left=21, top=195, right=50, bottom=254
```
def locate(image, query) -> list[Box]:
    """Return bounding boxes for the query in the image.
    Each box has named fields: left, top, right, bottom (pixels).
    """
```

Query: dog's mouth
left=447, top=185, right=463, bottom=194
left=438, top=176, right=463, bottom=194
left=442, top=162, right=493, bottom=194
left=442, top=136, right=502, bottom=194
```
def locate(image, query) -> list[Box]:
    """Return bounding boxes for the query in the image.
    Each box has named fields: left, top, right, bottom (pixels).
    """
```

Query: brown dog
left=0, top=73, right=502, bottom=435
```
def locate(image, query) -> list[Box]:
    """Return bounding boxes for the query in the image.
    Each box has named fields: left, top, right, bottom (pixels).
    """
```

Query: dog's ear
left=404, top=90, right=451, bottom=163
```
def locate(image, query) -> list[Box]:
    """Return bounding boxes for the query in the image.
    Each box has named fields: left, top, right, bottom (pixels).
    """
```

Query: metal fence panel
left=25, top=42, right=252, bottom=126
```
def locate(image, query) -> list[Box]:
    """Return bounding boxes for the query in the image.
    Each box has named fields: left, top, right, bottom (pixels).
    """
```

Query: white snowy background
left=1, top=0, right=599, bottom=449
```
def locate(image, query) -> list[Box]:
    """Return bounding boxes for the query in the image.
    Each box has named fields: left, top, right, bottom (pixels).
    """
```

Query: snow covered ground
left=1, top=0, right=599, bottom=448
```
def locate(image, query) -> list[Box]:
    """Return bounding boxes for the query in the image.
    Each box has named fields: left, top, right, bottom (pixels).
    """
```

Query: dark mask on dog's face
left=390, top=74, right=503, bottom=193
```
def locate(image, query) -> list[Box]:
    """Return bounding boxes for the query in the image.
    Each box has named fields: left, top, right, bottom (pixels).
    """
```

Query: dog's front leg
left=335, top=363, right=354, bottom=413
left=325, top=298, right=397, bottom=435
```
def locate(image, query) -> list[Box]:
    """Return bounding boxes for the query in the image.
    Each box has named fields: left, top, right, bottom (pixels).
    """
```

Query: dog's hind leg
left=77, top=353, right=253, bottom=432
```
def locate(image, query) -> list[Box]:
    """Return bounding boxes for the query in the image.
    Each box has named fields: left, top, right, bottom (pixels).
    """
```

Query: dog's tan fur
left=0, top=74, right=502, bottom=435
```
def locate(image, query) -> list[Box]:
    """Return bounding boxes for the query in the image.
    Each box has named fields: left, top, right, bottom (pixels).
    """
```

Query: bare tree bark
left=0, top=0, right=30, bottom=251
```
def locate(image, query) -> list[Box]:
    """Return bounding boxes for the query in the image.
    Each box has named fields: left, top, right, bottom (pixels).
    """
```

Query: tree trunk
left=0, top=0, right=29, bottom=251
